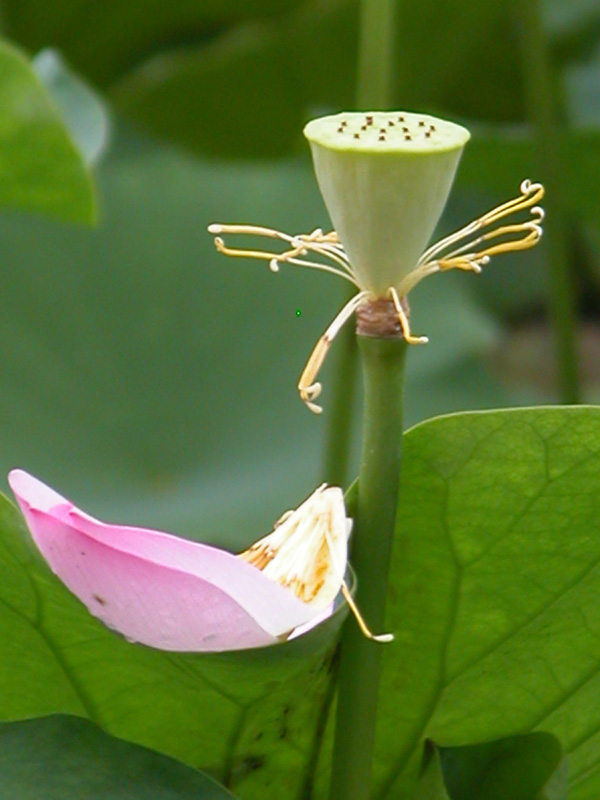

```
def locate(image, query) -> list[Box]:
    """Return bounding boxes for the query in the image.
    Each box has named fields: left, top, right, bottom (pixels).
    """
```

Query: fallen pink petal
left=8, top=470, right=350, bottom=652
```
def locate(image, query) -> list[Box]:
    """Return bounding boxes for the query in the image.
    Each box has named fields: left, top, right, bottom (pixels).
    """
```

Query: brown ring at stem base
left=355, top=296, right=407, bottom=339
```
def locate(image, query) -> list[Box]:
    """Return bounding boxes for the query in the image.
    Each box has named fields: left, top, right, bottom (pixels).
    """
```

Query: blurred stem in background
left=328, top=2, right=401, bottom=800
left=321, top=0, right=398, bottom=487
left=356, top=0, right=397, bottom=105
left=516, top=0, right=581, bottom=403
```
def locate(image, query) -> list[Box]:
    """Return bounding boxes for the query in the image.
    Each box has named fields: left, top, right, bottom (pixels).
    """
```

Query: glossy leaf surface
left=373, top=407, right=600, bottom=799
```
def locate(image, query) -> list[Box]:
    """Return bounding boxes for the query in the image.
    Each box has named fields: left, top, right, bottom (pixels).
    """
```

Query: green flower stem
left=329, top=333, right=407, bottom=800
left=517, top=0, right=580, bottom=403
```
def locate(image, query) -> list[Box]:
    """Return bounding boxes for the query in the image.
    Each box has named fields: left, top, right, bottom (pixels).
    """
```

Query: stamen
left=341, top=584, right=394, bottom=643
left=209, top=223, right=359, bottom=286
left=396, top=180, right=545, bottom=297
left=322, top=528, right=393, bottom=643
left=418, top=180, right=544, bottom=266
left=388, top=287, right=428, bottom=344
left=298, top=291, right=369, bottom=413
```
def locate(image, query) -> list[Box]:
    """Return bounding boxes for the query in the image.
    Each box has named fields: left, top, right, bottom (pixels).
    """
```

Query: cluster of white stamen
left=238, top=484, right=394, bottom=641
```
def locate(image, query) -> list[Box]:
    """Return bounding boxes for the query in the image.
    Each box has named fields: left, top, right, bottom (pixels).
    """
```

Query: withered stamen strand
left=298, top=291, right=368, bottom=413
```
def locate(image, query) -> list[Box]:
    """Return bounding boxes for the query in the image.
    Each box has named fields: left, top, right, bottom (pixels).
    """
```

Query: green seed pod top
left=303, top=111, right=470, bottom=296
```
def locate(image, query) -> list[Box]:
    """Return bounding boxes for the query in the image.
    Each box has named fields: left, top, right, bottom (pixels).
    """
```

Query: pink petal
left=9, top=470, right=324, bottom=652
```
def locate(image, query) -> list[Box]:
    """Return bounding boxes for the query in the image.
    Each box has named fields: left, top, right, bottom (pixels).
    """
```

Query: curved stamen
left=396, top=181, right=544, bottom=297
left=298, top=291, right=369, bottom=413
left=417, top=179, right=544, bottom=267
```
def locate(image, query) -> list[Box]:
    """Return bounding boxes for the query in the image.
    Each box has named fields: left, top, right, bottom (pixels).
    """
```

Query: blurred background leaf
left=33, top=48, right=111, bottom=165
left=0, top=39, right=95, bottom=223
left=0, top=716, right=237, bottom=799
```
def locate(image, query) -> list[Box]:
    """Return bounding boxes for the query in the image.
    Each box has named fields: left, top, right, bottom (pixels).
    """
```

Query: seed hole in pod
left=418, top=120, right=425, bottom=127
left=366, top=115, right=373, bottom=125
left=425, top=131, right=431, bottom=138
left=402, top=126, right=409, bottom=133
left=378, top=135, right=386, bottom=141
left=354, top=133, right=360, bottom=139
left=361, top=125, right=367, bottom=131
left=398, top=115, right=405, bottom=122
left=337, top=126, right=344, bottom=133
left=341, top=120, right=348, bottom=127
left=430, top=124, right=436, bottom=131
left=388, top=120, right=395, bottom=126
left=404, top=134, right=412, bottom=141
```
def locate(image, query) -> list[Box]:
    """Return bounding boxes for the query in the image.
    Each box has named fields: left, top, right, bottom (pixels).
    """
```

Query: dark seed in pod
left=361, top=125, right=367, bottom=130
left=398, top=115, right=405, bottom=122
left=337, top=126, right=344, bottom=132
left=341, top=120, right=348, bottom=126
left=425, top=131, right=431, bottom=138
left=418, top=120, right=425, bottom=127
left=378, top=135, right=386, bottom=141
left=402, top=126, right=409, bottom=133
left=354, top=133, right=360, bottom=139
left=404, top=134, right=412, bottom=140
left=388, top=120, right=395, bottom=126
left=430, top=124, right=436, bottom=131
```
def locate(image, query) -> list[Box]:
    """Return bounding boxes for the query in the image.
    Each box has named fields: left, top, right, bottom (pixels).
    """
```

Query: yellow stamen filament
left=341, top=583, right=394, bottom=643
left=388, top=287, right=428, bottom=344
left=321, top=527, right=393, bottom=643
left=417, top=179, right=544, bottom=266
left=396, top=180, right=544, bottom=296
left=208, top=223, right=357, bottom=286
left=298, top=291, right=368, bottom=413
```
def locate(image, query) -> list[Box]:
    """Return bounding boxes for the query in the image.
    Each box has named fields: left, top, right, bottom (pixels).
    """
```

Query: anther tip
left=532, top=206, right=545, bottom=220
left=373, top=633, right=394, bottom=643
left=269, top=259, right=280, bottom=273
left=207, top=223, right=222, bottom=234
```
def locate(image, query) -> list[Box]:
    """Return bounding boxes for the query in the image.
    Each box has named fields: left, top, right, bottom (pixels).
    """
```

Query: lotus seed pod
left=303, top=111, right=470, bottom=296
